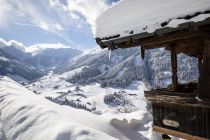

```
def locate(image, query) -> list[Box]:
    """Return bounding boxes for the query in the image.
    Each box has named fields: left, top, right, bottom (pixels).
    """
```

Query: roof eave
left=96, top=17, right=210, bottom=50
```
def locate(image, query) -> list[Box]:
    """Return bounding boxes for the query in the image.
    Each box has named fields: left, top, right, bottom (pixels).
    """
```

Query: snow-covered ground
left=26, top=70, right=149, bottom=114
left=0, top=76, right=155, bottom=140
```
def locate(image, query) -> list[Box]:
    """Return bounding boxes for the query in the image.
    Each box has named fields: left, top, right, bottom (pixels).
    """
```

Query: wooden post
left=198, top=57, right=203, bottom=75
left=141, top=46, right=145, bottom=59
left=170, top=45, right=178, bottom=90
left=197, top=39, right=210, bottom=101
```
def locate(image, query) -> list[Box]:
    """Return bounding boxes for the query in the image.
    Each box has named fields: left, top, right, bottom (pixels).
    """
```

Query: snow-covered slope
left=95, top=0, right=210, bottom=38
left=0, top=76, right=153, bottom=140
left=0, top=50, right=43, bottom=83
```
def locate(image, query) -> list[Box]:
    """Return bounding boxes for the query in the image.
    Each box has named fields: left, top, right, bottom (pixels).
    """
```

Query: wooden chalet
left=95, top=2, right=210, bottom=139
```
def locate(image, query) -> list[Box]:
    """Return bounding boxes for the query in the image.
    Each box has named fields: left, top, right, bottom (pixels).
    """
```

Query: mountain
left=0, top=49, right=43, bottom=83
left=54, top=47, right=198, bottom=89
left=25, top=43, right=83, bottom=71
left=0, top=39, right=83, bottom=71
left=0, top=39, right=83, bottom=82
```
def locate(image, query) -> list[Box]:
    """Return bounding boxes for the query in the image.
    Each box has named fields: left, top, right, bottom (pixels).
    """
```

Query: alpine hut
left=94, top=0, right=210, bottom=139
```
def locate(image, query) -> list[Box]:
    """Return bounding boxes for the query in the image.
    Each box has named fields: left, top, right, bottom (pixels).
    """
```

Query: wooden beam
left=141, top=31, right=204, bottom=48
left=141, top=46, right=145, bottom=59
left=197, top=38, right=210, bottom=101
left=153, top=126, right=208, bottom=140
left=170, top=45, right=178, bottom=90
left=101, top=29, right=207, bottom=54
left=174, top=37, right=204, bottom=56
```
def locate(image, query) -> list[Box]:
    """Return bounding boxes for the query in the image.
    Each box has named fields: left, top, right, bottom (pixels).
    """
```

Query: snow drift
left=0, top=76, right=152, bottom=140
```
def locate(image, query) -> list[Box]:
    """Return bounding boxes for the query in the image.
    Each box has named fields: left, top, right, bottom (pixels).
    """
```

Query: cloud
left=0, top=0, right=14, bottom=27
left=67, top=0, right=109, bottom=31
left=0, top=0, right=114, bottom=49
left=40, top=21, right=50, bottom=30
left=49, top=0, right=62, bottom=7
left=69, top=12, right=80, bottom=20
left=0, top=0, right=111, bottom=34
left=39, top=21, right=64, bottom=31
left=0, top=0, right=82, bottom=46
left=53, top=23, right=65, bottom=31
left=14, top=22, right=74, bottom=46
left=14, top=23, right=41, bottom=27
left=0, top=1, right=73, bottom=33
left=14, top=22, right=64, bottom=32
left=49, top=0, right=110, bottom=32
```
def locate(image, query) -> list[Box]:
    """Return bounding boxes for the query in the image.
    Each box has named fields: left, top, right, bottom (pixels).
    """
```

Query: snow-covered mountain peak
left=0, top=38, right=26, bottom=52
left=0, top=38, right=83, bottom=71
left=0, top=38, right=8, bottom=48
left=26, top=43, right=78, bottom=56
left=8, top=40, right=26, bottom=52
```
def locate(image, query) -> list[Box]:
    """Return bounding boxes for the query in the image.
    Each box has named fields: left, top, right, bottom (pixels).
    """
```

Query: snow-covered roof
left=95, top=0, right=210, bottom=40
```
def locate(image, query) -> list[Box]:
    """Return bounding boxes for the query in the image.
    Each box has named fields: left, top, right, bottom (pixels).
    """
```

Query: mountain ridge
left=54, top=47, right=198, bottom=89
left=0, top=38, right=83, bottom=82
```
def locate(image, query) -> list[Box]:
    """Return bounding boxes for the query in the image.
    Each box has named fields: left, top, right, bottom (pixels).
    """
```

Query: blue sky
left=0, top=0, right=120, bottom=50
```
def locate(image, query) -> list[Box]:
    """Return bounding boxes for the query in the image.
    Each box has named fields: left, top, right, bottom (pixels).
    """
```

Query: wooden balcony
left=145, top=89, right=210, bottom=139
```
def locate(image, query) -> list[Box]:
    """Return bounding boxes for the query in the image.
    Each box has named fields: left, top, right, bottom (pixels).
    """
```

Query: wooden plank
left=153, top=126, right=208, bottom=140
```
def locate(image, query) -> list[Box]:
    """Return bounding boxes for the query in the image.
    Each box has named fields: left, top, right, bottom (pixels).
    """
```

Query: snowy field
left=26, top=69, right=150, bottom=114
left=0, top=76, right=155, bottom=140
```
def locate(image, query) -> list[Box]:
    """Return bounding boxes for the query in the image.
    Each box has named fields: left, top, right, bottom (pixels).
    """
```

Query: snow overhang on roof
left=94, top=0, right=210, bottom=49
